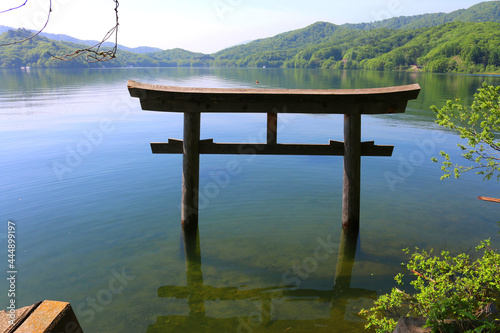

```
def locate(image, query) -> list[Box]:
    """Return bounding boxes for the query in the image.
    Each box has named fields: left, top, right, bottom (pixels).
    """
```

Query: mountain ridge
left=1, top=1, right=500, bottom=73
left=0, top=25, right=162, bottom=54
left=342, top=1, right=500, bottom=30
left=214, top=1, right=500, bottom=61
left=2, top=1, right=500, bottom=56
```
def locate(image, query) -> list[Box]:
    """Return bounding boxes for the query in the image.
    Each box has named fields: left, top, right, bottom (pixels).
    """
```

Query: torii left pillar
left=182, top=112, right=200, bottom=232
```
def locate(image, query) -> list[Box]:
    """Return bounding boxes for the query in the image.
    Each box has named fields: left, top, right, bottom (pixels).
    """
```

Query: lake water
left=1, top=68, right=499, bottom=332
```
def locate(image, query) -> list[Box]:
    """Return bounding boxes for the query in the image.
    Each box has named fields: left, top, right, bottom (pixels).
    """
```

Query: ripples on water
left=1, top=68, right=499, bottom=332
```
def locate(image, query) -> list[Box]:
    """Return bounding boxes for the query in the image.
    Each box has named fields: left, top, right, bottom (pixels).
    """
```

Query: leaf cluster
left=431, top=83, right=500, bottom=180
left=359, top=240, right=500, bottom=332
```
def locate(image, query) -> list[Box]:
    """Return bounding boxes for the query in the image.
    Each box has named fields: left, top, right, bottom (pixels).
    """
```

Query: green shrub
left=359, top=239, right=500, bottom=332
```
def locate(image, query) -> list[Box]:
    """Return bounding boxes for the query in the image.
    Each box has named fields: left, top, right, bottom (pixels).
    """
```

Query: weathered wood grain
left=128, top=80, right=421, bottom=114
left=150, top=140, right=393, bottom=156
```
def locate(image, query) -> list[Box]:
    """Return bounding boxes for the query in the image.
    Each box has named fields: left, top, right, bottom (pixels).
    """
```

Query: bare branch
left=0, top=0, right=119, bottom=63
left=409, top=269, right=436, bottom=283
left=0, top=0, right=52, bottom=47
left=0, top=0, right=28, bottom=14
left=48, top=0, right=119, bottom=62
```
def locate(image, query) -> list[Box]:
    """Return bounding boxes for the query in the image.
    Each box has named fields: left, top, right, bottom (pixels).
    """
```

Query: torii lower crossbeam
left=128, top=81, right=421, bottom=232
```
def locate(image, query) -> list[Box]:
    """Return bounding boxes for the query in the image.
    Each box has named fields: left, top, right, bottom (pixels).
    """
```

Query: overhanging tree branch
left=48, top=0, right=119, bottom=62
left=0, top=0, right=28, bottom=14
left=431, top=83, right=500, bottom=181
left=0, top=0, right=119, bottom=62
left=0, top=0, right=51, bottom=47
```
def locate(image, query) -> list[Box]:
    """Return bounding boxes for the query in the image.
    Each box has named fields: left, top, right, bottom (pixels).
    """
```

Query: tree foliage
left=359, top=240, right=500, bottom=333
left=344, top=0, right=500, bottom=31
left=431, top=83, right=500, bottom=180
left=0, top=29, right=209, bottom=69
left=1, top=1, right=500, bottom=72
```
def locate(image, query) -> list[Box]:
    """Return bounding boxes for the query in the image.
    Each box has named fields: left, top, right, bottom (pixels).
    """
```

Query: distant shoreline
left=3, top=67, right=500, bottom=77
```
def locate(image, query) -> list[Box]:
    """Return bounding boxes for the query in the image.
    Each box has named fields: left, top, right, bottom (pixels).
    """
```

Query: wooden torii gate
left=128, top=81, right=420, bottom=232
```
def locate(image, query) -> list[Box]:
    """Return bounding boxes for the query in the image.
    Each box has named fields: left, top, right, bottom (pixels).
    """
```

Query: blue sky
left=0, top=0, right=493, bottom=53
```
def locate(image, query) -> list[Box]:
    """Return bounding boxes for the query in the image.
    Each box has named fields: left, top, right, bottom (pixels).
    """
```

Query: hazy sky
left=0, top=0, right=494, bottom=53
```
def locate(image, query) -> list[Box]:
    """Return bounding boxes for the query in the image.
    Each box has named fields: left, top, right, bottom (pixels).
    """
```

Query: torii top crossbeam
left=128, top=80, right=421, bottom=232
left=128, top=80, right=420, bottom=114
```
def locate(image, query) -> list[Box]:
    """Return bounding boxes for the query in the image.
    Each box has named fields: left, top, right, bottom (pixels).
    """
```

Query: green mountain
left=35, top=31, right=163, bottom=54
left=1, top=1, right=500, bottom=73
left=220, top=20, right=500, bottom=73
left=0, top=25, right=12, bottom=34
left=211, top=22, right=340, bottom=67
left=210, top=1, right=500, bottom=73
left=0, top=25, right=162, bottom=54
left=0, top=28, right=205, bottom=69
left=343, top=0, right=500, bottom=30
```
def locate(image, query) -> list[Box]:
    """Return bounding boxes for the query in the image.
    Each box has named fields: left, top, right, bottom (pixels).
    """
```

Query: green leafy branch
left=359, top=239, right=500, bottom=332
left=431, top=82, right=500, bottom=181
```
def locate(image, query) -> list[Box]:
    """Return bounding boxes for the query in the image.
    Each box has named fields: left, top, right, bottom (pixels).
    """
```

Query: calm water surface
left=1, top=68, right=499, bottom=332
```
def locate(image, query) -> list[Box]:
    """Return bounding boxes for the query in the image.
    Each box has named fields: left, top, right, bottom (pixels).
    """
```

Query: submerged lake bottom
left=0, top=68, right=499, bottom=332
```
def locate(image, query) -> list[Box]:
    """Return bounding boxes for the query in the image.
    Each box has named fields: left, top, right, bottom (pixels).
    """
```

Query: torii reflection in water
left=146, top=226, right=376, bottom=332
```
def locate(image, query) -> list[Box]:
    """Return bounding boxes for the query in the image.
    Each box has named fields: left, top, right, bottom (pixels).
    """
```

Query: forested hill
left=0, top=25, right=162, bottom=54
left=342, top=0, right=500, bottom=30
left=1, top=1, right=500, bottom=73
left=213, top=21, right=500, bottom=73
left=0, top=29, right=209, bottom=69
left=211, top=1, right=500, bottom=72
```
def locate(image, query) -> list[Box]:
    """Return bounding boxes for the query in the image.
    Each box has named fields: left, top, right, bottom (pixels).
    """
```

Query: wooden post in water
left=342, top=114, right=361, bottom=230
left=182, top=112, right=201, bottom=232
left=267, top=112, right=278, bottom=145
